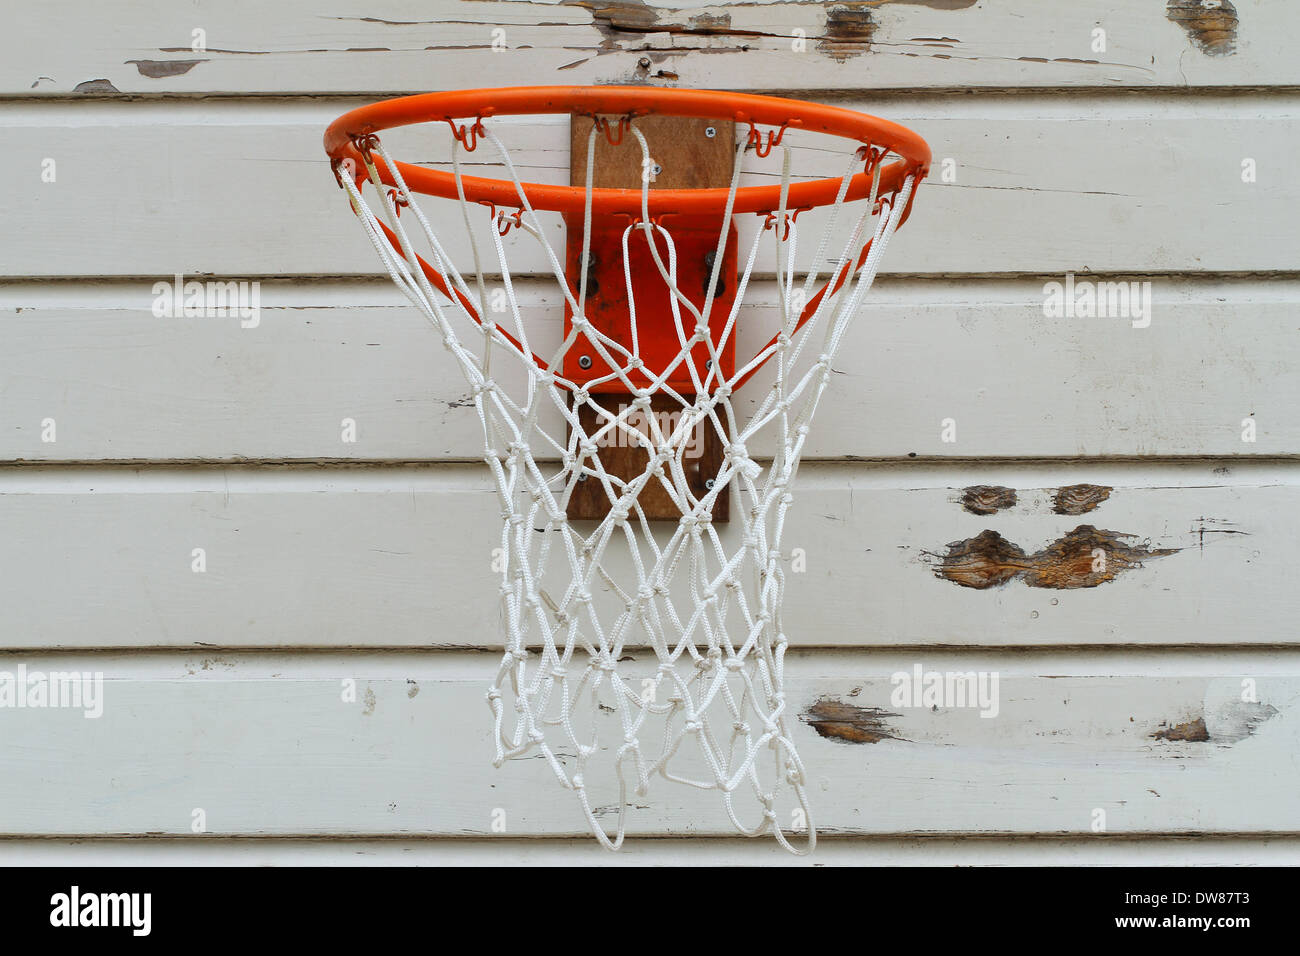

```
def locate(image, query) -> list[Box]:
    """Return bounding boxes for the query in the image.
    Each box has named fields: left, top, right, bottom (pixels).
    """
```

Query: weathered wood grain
left=0, top=462, right=1292, bottom=648
left=0, top=652, right=1294, bottom=837
left=4, top=0, right=1289, bottom=96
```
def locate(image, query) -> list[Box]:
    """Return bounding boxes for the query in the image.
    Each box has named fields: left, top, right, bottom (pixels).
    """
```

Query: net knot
left=725, top=442, right=749, bottom=461
left=684, top=719, right=703, bottom=733
left=551, top=667, right=567, bottom=680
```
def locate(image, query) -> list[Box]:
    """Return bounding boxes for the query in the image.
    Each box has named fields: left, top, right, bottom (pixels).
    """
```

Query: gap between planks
left=0, top=458, right=1297, bottom=487
left=4, top=647, right=1300, bottom=678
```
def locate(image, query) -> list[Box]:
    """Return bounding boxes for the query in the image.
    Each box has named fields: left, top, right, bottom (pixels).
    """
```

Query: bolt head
left=578, top=355, right=593, bottom=369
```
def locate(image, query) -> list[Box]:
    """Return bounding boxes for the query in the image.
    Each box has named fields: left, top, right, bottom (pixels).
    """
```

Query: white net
left=335, top=115, right=916, bottom=853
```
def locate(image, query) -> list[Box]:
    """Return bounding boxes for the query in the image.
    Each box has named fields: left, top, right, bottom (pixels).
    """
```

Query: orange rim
left=325, top=86, right=930, bottom=219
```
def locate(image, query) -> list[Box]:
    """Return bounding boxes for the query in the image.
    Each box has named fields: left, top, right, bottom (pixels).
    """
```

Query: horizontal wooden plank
left=5, top=96, right=1298, bottom=276
left=6, top=835, right=1298, bottom=865
left=1, top=651, right=1296, bottom=837
left=2, top=277, right=1296, bottom=461
left=1, top=462, right=1294, bottom=648
left=5, top=0, right=1291, bottom=95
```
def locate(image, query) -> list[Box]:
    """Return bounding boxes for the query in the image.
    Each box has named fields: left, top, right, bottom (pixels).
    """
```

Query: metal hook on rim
left=760, top=206, right=810, bottom=242
left=857, top=143, right=887, bottom=177
left=593, top=114, right=634, bottom=146
left=747, top=121, right=790, bottom=158
left=479, top=201, right=525, bottom=236
left=386, top=187, right=409, bottom=217
left=447, top=117, right=486, bottom=152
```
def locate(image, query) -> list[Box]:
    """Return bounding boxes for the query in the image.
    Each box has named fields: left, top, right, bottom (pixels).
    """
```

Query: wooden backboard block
left=566, top=114, right=737, bottom=522
left=567, top=392, right=729, bottom=523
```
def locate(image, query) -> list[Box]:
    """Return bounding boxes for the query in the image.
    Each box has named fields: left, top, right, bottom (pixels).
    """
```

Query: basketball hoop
left=325, top=86, right=929, bottom=852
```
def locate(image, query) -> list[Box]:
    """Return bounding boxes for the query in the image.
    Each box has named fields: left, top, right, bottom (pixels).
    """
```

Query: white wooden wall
left=4, top=0, right=1298, bottom=864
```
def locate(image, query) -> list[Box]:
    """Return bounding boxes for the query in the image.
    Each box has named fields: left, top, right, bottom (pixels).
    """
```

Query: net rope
left=336, top=117, right=915, bottom=853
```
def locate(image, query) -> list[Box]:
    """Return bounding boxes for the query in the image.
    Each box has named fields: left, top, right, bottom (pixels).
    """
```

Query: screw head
left=637, top=56, right=652, bottom=69
left=705, top=126, right=717, bottom=138
left=652, top=163, right=663, bottom=176
left=705, top=359, right=713, bottom=368
left=705, top=478, right=716, bottom=490
left=578, top=355, right=593, bottom=370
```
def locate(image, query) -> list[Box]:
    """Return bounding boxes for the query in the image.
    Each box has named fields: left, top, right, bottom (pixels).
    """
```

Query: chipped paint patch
left=127, top=59, right=205, bottom=78
left=1152, top=701, right=1276, bottom=743
left=880, top=0, right=977, bottom=8
left=361, top=686, right=377, bottom=716
left=801, top=697, right=900, bottom=744
left=1151, top=717, right=1210, bottom=741
left=818, top=5, right=877, bottom=60
left=933, top=526, right=1177, bottom=590
left=961, top=485, right=1017, bottom=515
left=74, top=79, right=120, bottom=93
left=1167, top=0, right=1238, bottom=56
left=565, top=0, right=770, bottom=52
left=932, top=530, right=1028, bottom=589
left=1053, top=484, right=1111, bottom=515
